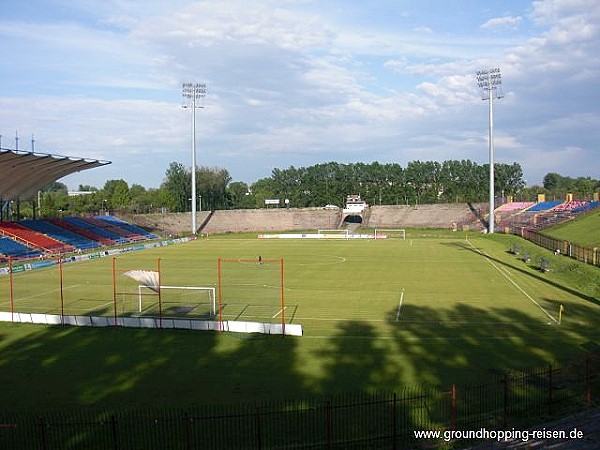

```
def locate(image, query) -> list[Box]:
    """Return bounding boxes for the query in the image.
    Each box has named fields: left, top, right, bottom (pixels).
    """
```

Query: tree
left=161, top=162, right=191, bottom=212
left=77, top=185, right=98, bottom=192
left=495, top=163, right=525, bottom=198
left=102, top=179, right=131, bottom=211
left=250, top=178, right=277, bottom=208
left=197, top=166, right=231, bottom=211
left=227, top=181, right=254, bottom=209
left=543, top=173, right=565, bottom=192
left=42, top=181, right=68, bottom=195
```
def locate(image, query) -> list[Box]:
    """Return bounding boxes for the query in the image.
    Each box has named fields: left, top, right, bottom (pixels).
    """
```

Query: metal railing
left=1, top=354, right=598, bottom=449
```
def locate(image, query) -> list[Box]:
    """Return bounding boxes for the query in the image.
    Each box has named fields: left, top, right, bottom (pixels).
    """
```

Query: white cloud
left=531, top=0, right=599, bottom=24
left=134, top=1, right=333, bottom=53
left=1, top=0, right=599, bottom=189
left=480, top=16, right=522, bottom=31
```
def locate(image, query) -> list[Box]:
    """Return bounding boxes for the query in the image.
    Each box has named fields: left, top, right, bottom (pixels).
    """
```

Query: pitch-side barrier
left=258, top=233, right=386, bottom=239
left=0, top=311, right=303, bottom=336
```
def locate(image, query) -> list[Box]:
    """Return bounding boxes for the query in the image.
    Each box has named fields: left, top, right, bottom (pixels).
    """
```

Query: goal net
left=374, top=229, right=406, bottom=240
left=217, top=258, right=285, bottom=327
left=137, top=285, right=216, bottom=319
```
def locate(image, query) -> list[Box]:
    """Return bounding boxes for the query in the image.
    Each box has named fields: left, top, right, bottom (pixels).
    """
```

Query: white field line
left=466, top=238, right=558, bottom=324
left=302, top=336, right=523, bottom=341
left=302, top=332, right=567, bottom=341
left=271, top=306, right=287, bottom=319
left=47, top=301, right=115, bottom=312
left=275, top=316, right=387, bottom=323
left=395, top=289, right=405, bottom=322
left=10, top=284, right=82, bottom=303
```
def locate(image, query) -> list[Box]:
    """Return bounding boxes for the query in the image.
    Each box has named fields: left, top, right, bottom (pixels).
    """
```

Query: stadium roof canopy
left=0, top=148, right=111, bottom=201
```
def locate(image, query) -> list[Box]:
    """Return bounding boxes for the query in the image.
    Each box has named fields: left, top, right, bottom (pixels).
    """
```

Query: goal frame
left=317, top=229, right=350, bottom=239
left=217, top=257, right=285, bottom=333
left=137, top=285, right=216, bottom=317
left=374, top=229, right=406, bottom=240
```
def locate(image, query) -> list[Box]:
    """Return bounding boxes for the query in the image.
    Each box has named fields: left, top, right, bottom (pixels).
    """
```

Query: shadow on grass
left=444, top=239, right=600, bottom=307
left=387, top=299, right=600, bottom=387
left=0, top=296, right=598, bottom=448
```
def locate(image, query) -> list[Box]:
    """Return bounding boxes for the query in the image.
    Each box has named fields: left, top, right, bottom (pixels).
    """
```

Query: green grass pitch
left=1, top=231, right=599, bottom=411
left=544, top=210, right=600, bottom=247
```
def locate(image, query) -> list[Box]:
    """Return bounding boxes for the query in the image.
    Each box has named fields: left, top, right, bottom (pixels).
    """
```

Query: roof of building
left=0, top=148, right=111, bottom=200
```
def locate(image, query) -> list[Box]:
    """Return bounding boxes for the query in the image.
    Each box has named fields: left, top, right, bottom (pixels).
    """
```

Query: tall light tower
left=476, top=68, right=503, bottom=234
left=182, top=82, right=207, bottom=235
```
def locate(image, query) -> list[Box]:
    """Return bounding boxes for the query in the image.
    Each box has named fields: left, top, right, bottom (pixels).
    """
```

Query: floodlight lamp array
left=476, top=68, right=503, bottom=100
left=182, top=83, right=207, bottom=106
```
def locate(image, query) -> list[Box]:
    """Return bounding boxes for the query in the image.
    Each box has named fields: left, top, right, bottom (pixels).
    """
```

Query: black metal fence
left=509, top=227, right=600, bottom=267
left=1, top=354, right=598, bottom=449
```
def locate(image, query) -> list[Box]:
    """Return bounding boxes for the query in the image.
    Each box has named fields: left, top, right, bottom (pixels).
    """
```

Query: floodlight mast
left=182, top=82, right=207, bottom=235
left=477, top=68, right=503, bottom=234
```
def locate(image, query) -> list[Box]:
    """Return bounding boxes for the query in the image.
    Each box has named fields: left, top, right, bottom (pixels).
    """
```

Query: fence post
left=586, top=358, right=592, bottom=407
left=110, top=415, right=118, bottom=450
left=450, top=384, right=457, bottom=430
left=183, top=412, right=192, bottom=450
left=502, top=374, right=508, bottom=428
left=548, top=364, right=553, bottom=417
left=38, top=417, right=47, bottom=450
left=325, top=400, right=331, bottom=450
left=255, top=407, right=262, bottom=450
left=391, top=392, right=397, bottom=450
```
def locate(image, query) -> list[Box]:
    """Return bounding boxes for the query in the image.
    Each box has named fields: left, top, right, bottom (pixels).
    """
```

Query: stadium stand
left=60, top=217, right=129, bottom=244
left=553, top=201, right=588, bottom=212
left=50, top=218, right=116, bottom=246
left=82, top=216, right=141, bottom=241
left=96, top=215, right=158, bottom=240
left=21, top=219, right=101, bottom=250
left=501, top=199, right=600, bottom=231
left=572, top=200, right=600, bottom=213
left=526, top=200, right=563, bottom=212
left=127, top=205, right=488, bottom=235
left=495, top=201, right=535, bottom=212
left=0, top=148, right=110, bottom=202
left=0, top=221, right=74, bottom=254
left=0, top=236, right=42, bottom=260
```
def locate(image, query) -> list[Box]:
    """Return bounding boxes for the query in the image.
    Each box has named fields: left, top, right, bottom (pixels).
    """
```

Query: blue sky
left=1, top=0, right=598, bottom=190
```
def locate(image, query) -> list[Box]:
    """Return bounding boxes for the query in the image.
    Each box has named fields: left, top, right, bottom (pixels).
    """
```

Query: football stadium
left=0, top=148, right=599, bottom=449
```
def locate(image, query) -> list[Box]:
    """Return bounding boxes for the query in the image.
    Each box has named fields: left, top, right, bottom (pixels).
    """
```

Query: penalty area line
left=272, top=306, right=287, bottom=319
left=395, top=288, right=405, bottom=322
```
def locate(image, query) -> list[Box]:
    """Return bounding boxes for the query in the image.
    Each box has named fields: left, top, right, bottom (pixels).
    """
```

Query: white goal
left=374, top=229, right=406, bottom=240
left=317, top=229, right=350, bottom=238
left=138, top=285, right=216, bottom=318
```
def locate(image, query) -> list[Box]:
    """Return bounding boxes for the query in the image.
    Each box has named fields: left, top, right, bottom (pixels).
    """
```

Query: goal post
left=217, top=257, right=285, bottom=333
left=137, top=285, right=216, bottom=318
left=374, top=229, right=406, bottom=240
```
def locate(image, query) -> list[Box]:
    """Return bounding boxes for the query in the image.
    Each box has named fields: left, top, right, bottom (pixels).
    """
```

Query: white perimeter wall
left=0, top=311, right=303, bottom=337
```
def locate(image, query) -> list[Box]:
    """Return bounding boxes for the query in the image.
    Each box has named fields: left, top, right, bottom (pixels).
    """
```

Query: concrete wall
left=368, top=203, right=480, bottom=229
left=203, top=208, right=341, bottom=234
left=129, top=203, right=484, bottom=235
